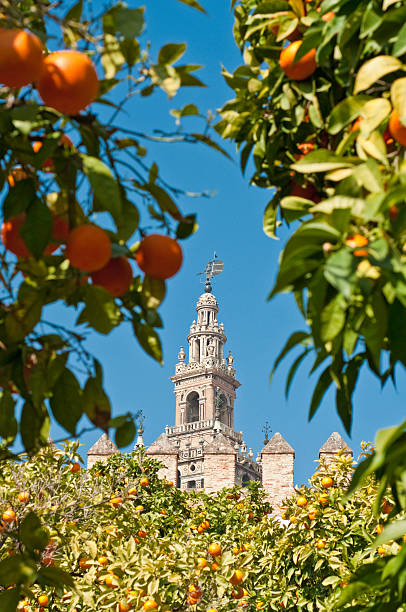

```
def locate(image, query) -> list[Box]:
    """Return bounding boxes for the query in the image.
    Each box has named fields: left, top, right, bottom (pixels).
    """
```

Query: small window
left=190, top=463, right=196, bottom=473
left=188, top=480, right=196, bottom=489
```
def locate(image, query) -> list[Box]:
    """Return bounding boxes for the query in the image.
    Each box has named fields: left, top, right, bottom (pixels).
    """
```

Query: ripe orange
left=296, top=142, right=315, bottom=157
left=138, top=529, right=147, bottom=538
left=105, top=574, right=119, bottom=588
left=37, top=595, right=48, bottom=606
left=382, top=499, right=393, bottom=514
left=2, top=508, right=16, bottom=523
left=143, top=601, right=158, bottom=610
left=110, top=496, right=123, bottom=507
left=70, top=462, right=81, bottom=473
left=135, top=234, right=183, bottom=280
left=318, top=495, right=329, bottom=507
left=208, top=542, right=222, bottom=557
left=66, top=224, right=111, bottom=272
left=1, top=213, right=31, bottom=257
left=196, top=557, right=208, bottom=568
left=280, top=41, right=317, bottom=81
left=316, top=539, right=326, bottom=549
left=211, top=561, right=220, bottom=571
left=140, top=477, right=149, bottom=488
left=128, top=487, right=138, bottom=496
left=321, top=11, right=335, bottom=21
left=321, top=476, right=333, bottom=489
left=17, top=491, right=29, bottom=503
left=346, top=234, right=369, bottom=256
left=389, top=109, right=406, bottom=146
left=296, top=496, right=308, bottom=507
left=135, top=505, right=144, bottom=513
left=119, top=602, right=129, bottom=612
left=376, top=525, right=384, bottom=535
left=79, top=557, right=92, bottom=570
left=230, top=569, right=244, bottom=586
left=308, top=511, right=316, bottom=521
left=36, top=50, right=99, bottom=115
left=231, top=586, right=244, bottom=600
left=0, top=28, right=43, bottom=87
left=98, top=555, right=108, bottom=566
left=91, top=256, right=133, bottom=297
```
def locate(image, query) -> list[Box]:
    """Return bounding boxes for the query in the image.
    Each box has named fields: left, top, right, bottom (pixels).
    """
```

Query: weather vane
left=262, top=421, right=272, bottom=446
left=197, top=252, right=224, bottom=293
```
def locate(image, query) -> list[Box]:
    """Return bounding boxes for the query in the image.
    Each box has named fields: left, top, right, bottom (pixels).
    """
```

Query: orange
left=79, top=557, right=92, bottom=570
left=98, top=555, right=108, bottom=566
left=382, top=499, right=393, bottom=514
left=37, top=595, right=48, bottom=606
left=91, top=256, right=133, bottom=297
left=296, top=142, right=315, bottom=157
left=0, top=28, right=43, bottom=87
left=140, top=477, right=149, bottom=487
left=110, top=496, right=123, bottom=507
left=105, top=574, right=119, bottom=588
left=44, top=215, right=70, bottom=254
left=143, top=601, right=158, bottom=610
left=321, top=11, right=335, bottom=21
left=211, top=561, right=220, bottom=571
left=135, top=234, right=183, bottom=280
left=389, top=109, right=406, bottom=146
left=17, top=491, right=29, bottom=503
left=208, top=542, right=222, bottom=557
left=346, top=234, right=368, bottom=257
left=128, top=487, right=138, bottom=496
left=119, top=603, right=129, bottom=612
left=280, top=41, right=317, bottom=81
left=2, top=508, right=16, bottom=523
left=66, top=224, right=111, bottom=272
left=196, top=557, right=208, bottom=568
left=231, top=586, right=244, bottom=600
left=376, top=525, right=384, bottom=535
left=230, top=569, right=244, bottom=586
left=138, top=529, right=147, bottom=538
left=308, top=511, right=316, bottom=521
left=70, top=462, right=81, bottom=473
left=135, top=505, right=144, bottom=513
left=1, top=213, right=31, bottom=257
left=377, top=546, right=386, bottom=555
left=296, top=496, right=308, bottom=507
left=318, top=495, right=329, bottom=507
left=321, top=476, right=333, bottom=489
left=316, top=539, right=326, bottom=549
left=351, top=117, right=363, bottom=132
left=36, top=50, right=99, bottom=115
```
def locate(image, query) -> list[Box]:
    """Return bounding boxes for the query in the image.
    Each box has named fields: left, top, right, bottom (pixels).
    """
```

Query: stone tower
left=153, top=279, right=260, bottom=490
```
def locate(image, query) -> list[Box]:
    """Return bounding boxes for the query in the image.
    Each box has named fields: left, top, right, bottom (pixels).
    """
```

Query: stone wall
left=203, top=432, right=236, bottom=494
left=261, top=433, right=295, bottom=510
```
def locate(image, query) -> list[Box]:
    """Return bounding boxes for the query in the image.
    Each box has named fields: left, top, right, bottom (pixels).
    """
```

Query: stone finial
left=204, top=432, right=237, bottom=455
left=177, top=346, right=185, bottom=362
left=262, top=432, right=295, bottom=455
left=319, top=432, right=352, bottom=457
left=146, top=433, right=178, bottom=456
left=88, top=433, right=118, bottom=456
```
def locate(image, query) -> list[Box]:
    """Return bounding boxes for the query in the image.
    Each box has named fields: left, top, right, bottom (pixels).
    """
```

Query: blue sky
left=49, top=0, right=406, bottom=486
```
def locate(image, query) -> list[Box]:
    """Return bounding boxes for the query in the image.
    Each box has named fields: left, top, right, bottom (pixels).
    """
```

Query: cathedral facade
left=87, top=283, right=352, bottom=508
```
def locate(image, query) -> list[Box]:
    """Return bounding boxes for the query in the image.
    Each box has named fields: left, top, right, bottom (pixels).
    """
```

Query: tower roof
left=204, top=432, right=237, bottom=454
left=319, top=432, right=352, bottom=455
left=146, top=433, right=178, bottom=455
left=262, top=432, right=295, bottom=454
left=87, top=433, right=118, bottom=456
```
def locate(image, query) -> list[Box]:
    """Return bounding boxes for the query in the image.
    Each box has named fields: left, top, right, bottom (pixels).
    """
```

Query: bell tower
left=163, top=258, right=261, bottom=490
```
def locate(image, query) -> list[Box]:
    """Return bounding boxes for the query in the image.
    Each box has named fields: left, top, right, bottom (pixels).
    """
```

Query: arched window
left=186, top=391, right=199, bottom=423
left=218, top=393, right=228, bottom=425
left=242, top=473, right=250, bottom=487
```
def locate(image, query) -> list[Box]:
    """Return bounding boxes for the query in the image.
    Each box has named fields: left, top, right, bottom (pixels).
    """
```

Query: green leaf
left=3, top=179, right=36, bottom=219
left=19, top=512, right=49, bottom=552
left=0, top=587, right=21, bottom=612
left=327, top=95, right=371, bottom=134
left=103, top=5, right=145, bottom=38
left=158, top=43, right=186, bottom=65
left=0, top=555, right=37, bottom=586
left=190, top=133, right=232, bottom=159
left=50, top=369, right=83, bottom=435
left=114, top=417, right=136, bottom=448
left=20, top=402, right=46, bottom=452
left=5, top=286, right=43, bottom=342
left=176, top=214, right=199, bottom=239
left=388, top=300, right=406, bottom=367
left=374, top=519, right=406, bottom=546
left=64, top=0, right=83, bottom=22
left=81, top=155, right=122, bottom=225
left=133, top=321, right=163, bottom=364
left=291, top=149, right=355, bottom=173
left=83, top=376, right=111, bottom=431
left=116, top=198, right=139, bottom=241
left=263, top=193, right=279, bottom=239
left=309, top=365, right=332, bottom=420
left=393, top=22, right=406, bottom=57
left=270, top=331, right=310, bottom=382
left=285, top=349, right=309, bottom=398
left=101, top=33, right=125, bottom=79
left=353, top=55, right=403, bottom=94
left=176, top=0, right=207, bottom=13
left=391, top=77, right=406, bottom=124
left=20, top=197, right=53, bottom=259
left=324, top=249, right=356, bottom=300
left=170, top=104, right=199, bottom=120
left=142, top=276, right=166, bottom=309
left=37, top=565, right=74, bottom=588
left=136, top=181, right=183, bottom=221
left=77, top=285, right=121, bottom=335
left=0, top=391, right=17, bottom=442
left=320, top=294, right=346, bottom=342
